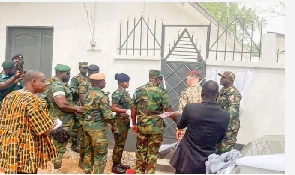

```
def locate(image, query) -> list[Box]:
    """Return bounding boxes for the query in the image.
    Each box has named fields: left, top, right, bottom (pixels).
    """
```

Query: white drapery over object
left=206, top=68, right=255, bottom=112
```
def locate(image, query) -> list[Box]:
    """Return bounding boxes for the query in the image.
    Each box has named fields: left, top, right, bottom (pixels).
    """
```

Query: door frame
left=5, top=26, right=54, bottom=60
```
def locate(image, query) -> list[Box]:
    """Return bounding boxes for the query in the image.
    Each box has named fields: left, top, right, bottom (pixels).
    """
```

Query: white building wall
left=206, top=61, right=285, bottom=144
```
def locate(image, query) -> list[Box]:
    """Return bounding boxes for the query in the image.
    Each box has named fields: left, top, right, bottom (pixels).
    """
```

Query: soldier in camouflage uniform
left=111, top=73, right=132, bottom=174
left=176, top=70, right=202, bottom=142
left=45, top=64, right=85, bottom=173
left=82, top=72, right=118, bottom=174
left=131, top=70, right=173, bottom=174
left=77, top=64, right=100, bottom=169
left=216, top=71, right=242, bottom=154
left=70, top=62, right=89, bottom=152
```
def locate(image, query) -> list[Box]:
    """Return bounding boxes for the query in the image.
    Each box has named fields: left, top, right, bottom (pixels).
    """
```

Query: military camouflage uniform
left=77, top=77, right=91, bottom=156
left=46, top=78, right=74, bottom=169
left=177, top=84, right=202, bottom=141
left=45, top=76, right=60, bottom=93
left=70, top=72, right=88, bottom=148
left=217, top=85, right=242, bottom=154
left=132, top=80, right=171, bottom=174
left=111, top=87, right=131, bottom=165
left=82, top=87, right=116, bottom=174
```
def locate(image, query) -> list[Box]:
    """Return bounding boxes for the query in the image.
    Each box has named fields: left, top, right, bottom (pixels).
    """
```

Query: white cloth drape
left=236, top=153, right=285, bottom=172
left=206, top=68, right=255, bottom=112
left=206, top=150, right=285, bottom=174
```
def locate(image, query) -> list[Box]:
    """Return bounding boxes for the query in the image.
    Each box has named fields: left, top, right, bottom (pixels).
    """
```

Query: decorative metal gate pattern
left=161, top=25, right=210, bottom=143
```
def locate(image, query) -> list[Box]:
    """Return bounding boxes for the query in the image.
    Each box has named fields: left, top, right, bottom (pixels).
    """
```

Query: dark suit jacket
left=169, top=100, right=230, bottom=174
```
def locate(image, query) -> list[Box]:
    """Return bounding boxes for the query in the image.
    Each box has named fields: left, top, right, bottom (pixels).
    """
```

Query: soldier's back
left=181, top=85, right=202, bottom=103
left=135, top=82, right=166, bottom=112
left=134, top=82, right=170, bottom=135
left=83, top=87, right=112, bottom=130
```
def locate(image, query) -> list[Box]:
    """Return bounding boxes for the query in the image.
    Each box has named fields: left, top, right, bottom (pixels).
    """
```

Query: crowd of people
left=0, top=54, right=242, bottom=174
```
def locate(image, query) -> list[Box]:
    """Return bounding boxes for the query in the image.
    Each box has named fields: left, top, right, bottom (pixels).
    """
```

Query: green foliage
left=200, top=2, right=267, bottom=51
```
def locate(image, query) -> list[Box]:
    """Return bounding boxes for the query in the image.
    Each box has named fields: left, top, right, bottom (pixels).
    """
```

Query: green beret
left=149, top=69, right=162, bottom=78
left=54, top=64, right=71, bottom=72
left=2, top=60, right=15, bottom=69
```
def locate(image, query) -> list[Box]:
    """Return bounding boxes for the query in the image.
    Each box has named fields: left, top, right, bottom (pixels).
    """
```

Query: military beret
left=88, top=64, right=100, bottom=72
left=54, top=64, right=71, bottom=72
left=115, top=73, right=130, bottom=82
left=11, top=54, right=23, bottom=60
left=89, top=73, right=106, bottom=80
left=218, top=71, right=235, bottom=81
left=2, top=60, right=15, bottom=69
left=149, top=69, right=162, bottom=78
left=79, top=62, right=88, bottom=67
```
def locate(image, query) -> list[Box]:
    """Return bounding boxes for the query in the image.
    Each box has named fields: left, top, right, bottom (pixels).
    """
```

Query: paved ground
left=36, top=127, right=246, bottom=174
left=106, top=127, right=245, bottom=174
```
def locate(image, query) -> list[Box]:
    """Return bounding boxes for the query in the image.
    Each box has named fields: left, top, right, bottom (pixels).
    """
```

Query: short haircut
left=23, top=70, right=44, bottom=84
left=202, top=80, right=219, bottom=96
left=187, top=73, right=199, bottom=79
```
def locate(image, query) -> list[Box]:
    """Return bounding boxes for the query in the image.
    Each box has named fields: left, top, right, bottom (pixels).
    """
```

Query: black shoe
left=112, top=165, right=126, bottom=174
left=78, top=153, right=84, bottom=169
left=118, top=163, right=131, bottom=170
left=53, top=164, right=61, bottom=169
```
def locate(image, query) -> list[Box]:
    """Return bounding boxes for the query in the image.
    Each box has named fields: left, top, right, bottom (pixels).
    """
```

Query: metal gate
left=161, top=24, right=211, bottom=143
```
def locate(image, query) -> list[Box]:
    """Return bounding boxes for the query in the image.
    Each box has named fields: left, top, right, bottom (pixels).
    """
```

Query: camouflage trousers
left=83, top=130, right=108, bottom=174
left=52, top=126, right=71, bottom=169
left=71, top=114, right=81, bottom=144
left=217, top=128, right=240, bottom=154
left=112, top=130, right=128, bottom=164
left=78, top=126, right=85, bottom=154
left=135, top=132, right=163, bottom=174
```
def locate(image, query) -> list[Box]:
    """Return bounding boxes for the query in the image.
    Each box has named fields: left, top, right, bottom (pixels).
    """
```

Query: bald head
left=23, top=70, right=44, bottom=84
left=202, top=80, right=219, bottom=98
left=23, top=70, right=46, bottom=94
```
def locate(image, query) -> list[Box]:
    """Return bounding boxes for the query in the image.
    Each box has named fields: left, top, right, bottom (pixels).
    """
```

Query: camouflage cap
left=54, top=64, right=71, bottom=72
left=79, top=62, right=88, bottom=67
left=218, top=71, right=235, bottom=81
left=2, top=60, right=14, bottom=69
left=149, top=69, right=162, bottom=78
left=89, top=73, right=106, bottom=80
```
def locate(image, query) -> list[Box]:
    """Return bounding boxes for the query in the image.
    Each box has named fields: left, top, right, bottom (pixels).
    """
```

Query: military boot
left=78, top=153, right=85, bottom=169
left=118, top=163, right=131, bottom=170
left=52, top=163, right=62, bottom=174
left=71, top=141, right=79, bottom=153
left=112, top=163, right=126, bottom=174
